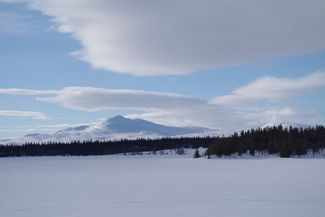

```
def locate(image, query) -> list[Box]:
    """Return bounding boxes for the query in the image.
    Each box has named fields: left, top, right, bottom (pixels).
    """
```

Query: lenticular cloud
left=28, top=0, right=325, bottom=76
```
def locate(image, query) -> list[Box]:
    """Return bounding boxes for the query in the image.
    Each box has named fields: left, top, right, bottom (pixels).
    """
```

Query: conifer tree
left=193, top=149, right=201, bottom=158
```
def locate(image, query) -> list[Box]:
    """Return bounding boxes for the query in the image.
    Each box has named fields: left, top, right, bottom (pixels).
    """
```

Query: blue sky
left=1, top=0, right=325, bottom=139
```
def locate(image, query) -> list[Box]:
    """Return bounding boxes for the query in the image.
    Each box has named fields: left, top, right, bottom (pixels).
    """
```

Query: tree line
left=0, top=137, right=214, bottom=157
left=207, top=125, right=325, bottom=158
left=0, top=125, right=324, bottom=158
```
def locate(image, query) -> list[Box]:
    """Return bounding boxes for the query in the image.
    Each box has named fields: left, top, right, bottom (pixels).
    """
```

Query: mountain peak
left=4, top=116, right=220, bottom=144
left=102, top=115, right=132, bottom=125
left=109, top=115, right=127, bottom=121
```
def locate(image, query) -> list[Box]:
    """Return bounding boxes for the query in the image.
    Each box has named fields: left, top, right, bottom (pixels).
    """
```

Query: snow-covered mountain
left=2, top=115, right=220, bottom=144
left=261, top=122, right=311, bottom=129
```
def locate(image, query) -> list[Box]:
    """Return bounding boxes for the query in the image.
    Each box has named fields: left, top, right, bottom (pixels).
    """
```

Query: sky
left=0, top=0, right=325, bottom=139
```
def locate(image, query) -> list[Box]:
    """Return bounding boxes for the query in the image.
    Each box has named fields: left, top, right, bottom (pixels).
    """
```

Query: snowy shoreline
left=2, top=147, right=325, bottom=160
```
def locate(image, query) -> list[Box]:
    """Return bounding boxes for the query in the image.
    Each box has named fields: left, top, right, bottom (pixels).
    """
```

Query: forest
left=207, top=125, right=325, bottom=158
left=0, top=125, right=325, bottom=158
left=0, top=137, right=213, bottom=157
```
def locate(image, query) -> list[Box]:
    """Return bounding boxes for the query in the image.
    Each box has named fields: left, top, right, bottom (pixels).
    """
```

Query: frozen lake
left=1, top=155, right=325, bottom=217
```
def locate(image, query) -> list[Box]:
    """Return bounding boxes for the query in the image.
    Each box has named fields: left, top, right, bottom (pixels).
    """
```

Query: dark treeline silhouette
left=1, top=125, right=325, bottom=158
left=207, top=125, right=325, bottom=158
left=0, top=137, right=214, bottom=157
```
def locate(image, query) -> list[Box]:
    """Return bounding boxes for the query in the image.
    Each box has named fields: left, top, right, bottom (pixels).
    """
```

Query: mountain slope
left=3, top=116, right=219, bottom=144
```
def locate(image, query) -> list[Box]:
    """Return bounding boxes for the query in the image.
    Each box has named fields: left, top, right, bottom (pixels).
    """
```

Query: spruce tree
left=193, top=149, right=201, bottom=158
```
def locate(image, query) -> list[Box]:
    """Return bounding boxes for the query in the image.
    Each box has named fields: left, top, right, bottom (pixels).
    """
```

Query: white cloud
left=0, top=80, right=323, bottom=130
left=212, top=72, right=325, bottom=105
left=0, top=88, right=54, bottom=95
left=0, top=110, right=47, bottom=119
left=34, top=87, right=249, bottom=130
left=265, top=107, right=295, bottom=117
left=0, top=87, right=249, bottom=130
left=36, top=87, right=203, bottom=111
left=13, top=0, right=324, bottom=76
left=264, top=107, right=296, bottom=124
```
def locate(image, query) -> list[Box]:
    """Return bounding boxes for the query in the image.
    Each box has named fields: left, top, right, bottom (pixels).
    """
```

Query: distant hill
left=261, top=122, right=311, bottom=129
left=2, top=115, right=220, bottom=144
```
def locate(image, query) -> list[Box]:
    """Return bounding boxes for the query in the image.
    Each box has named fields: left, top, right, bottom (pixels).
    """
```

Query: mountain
left=261, top=122, right=311, bottom=129
left=2, top=115, right=219, bottom=144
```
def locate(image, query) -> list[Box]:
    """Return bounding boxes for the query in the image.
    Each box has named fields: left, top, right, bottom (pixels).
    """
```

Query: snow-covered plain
left=1, top=155, right=325, bottom=217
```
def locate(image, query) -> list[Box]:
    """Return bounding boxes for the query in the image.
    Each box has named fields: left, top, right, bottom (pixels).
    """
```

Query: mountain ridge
left=1, top=115, right=219, bottom=144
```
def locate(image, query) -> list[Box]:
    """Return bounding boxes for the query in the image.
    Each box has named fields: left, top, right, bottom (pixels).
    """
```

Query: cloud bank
left=2, top=71, right=324, bottom=129
left=37, top=87, right=250, bottom=130
left=17, top=0, right=325, bottom=76
left=0, top=87, right=249, bottom=130
left=37, top=87, right=203, bottom=111
left=212, top=72, right=325, bottom=105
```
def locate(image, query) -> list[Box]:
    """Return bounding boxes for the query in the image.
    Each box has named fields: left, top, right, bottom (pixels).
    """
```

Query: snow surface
left=1, top=155, right=325, bottom=217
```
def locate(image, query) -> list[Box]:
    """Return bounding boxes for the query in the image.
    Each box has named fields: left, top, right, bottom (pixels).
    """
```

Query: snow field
left=1, top=155, right=325, bottom=217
